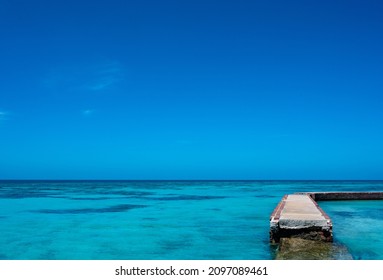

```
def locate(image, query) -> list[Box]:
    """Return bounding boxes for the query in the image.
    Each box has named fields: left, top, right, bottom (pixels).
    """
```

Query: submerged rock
left=275, top=238, right=353, bottom=260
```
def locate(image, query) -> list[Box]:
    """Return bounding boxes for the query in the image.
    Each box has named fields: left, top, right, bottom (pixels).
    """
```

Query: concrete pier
left=270, top=191, right=383, bottom=243
left=270, top=194, right=332, bottom=243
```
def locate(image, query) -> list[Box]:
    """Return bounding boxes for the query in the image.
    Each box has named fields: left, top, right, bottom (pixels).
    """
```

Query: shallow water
left=319, top=200, right=383, bottom=260
left=0, top=180, right=382, bottom=259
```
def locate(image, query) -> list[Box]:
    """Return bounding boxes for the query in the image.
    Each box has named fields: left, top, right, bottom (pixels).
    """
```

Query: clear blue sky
left=1, top=0, right=382, bottom=180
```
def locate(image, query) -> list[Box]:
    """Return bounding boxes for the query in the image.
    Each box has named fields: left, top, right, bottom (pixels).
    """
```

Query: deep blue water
left=0, top=180, right=382, bottom=260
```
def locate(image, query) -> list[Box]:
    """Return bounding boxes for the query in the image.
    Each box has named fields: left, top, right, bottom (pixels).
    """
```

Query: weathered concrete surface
left=275, top=238, right=353, bottom=260
left=270, top=194, right=332, bottom=243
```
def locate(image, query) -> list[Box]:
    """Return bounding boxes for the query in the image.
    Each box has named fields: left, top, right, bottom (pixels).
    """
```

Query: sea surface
left=0, top=180, right=382, bottom=260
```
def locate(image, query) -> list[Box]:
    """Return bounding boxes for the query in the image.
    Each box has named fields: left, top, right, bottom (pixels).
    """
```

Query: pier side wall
left=310, top=192, right=383, bottom=201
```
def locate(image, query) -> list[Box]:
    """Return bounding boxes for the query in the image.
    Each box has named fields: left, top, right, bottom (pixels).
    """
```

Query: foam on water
left=0, top=181, right=382, bottom=259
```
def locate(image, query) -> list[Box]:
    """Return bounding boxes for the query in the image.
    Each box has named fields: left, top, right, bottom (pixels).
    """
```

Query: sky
left=0, top=0, right=383, bottom=180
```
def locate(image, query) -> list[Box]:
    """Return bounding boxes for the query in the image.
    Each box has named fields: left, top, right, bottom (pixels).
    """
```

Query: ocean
left=0, top=180, right=382, bottom=260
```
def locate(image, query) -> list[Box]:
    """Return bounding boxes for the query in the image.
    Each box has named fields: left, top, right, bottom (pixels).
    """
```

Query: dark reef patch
left=254, top=194, right=276, bottom=198
left=0, top=190, right=57, bottom=199
left=331, top=211, right=355, bottom=218
left=160, top=238, right=192, bottom=252
left=68, top=197, right=115, bottom=201
left=147, top=195, right=227, bottom=201
left=33, top=204, right=147, bottom=214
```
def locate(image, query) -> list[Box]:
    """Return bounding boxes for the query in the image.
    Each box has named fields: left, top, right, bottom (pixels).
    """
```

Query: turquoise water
left=319, top=200, right=383, bottom=260
left=0, top=180, right=382, bottom=260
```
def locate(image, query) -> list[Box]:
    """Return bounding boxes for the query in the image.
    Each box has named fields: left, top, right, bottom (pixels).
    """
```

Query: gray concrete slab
left=279, top=195, right=330, bottom=229
left=270, top=194, right=333, bottom=243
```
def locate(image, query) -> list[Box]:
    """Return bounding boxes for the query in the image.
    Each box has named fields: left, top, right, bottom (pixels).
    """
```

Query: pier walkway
left=270, top=192, right=383, bottom=243
left=270, top=194, right=332, bottom=243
